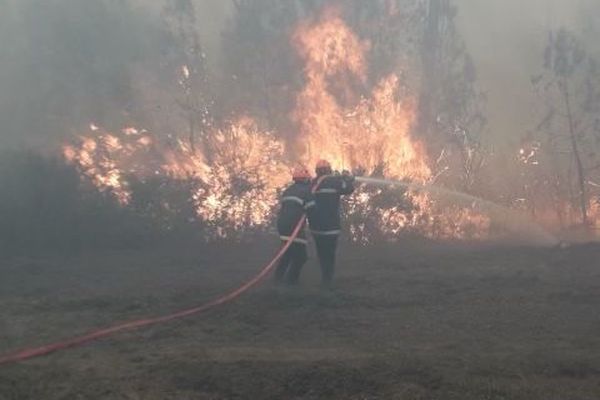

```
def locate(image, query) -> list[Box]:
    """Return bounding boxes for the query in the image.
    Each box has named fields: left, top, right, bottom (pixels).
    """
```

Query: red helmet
left=292, top=165, right=311, bottom=181
left=315, top=159, right=332, bottom=174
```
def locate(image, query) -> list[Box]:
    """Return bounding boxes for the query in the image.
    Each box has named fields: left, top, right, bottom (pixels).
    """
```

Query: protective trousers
left=274, top=242, right=308, bottom=285
left=314, top=235, right=339, bottom=287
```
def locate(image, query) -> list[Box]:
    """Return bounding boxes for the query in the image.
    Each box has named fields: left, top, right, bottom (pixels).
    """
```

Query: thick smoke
left=0, top=0, right=595, bottom=150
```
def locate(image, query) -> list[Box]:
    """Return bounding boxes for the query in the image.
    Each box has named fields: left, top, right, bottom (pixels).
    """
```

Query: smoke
left=455, top=0, right=596, bottom=149
left=0, top=0, right=595, bottom=151
left=0, top=0, right=162, bottom=150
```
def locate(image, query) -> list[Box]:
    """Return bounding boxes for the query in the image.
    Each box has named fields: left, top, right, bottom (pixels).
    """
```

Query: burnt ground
left=0, top=239, right=599, bottom=399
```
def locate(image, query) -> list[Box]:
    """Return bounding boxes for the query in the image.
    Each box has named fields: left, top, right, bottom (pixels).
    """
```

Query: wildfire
left=191, top=117, right=289, bottom=232
left=293, top=7, right=430, bottom=180
left=63, top=127, right=156, bottom=204
left=518, top=141, right=541, bottom=166
left=63, top=118, right=288, bottom=236
left=63, top=7, right=493, bottom=241
left=516, top=140, right=599, bottom=232
left=292, top=7, right=487, bottom=239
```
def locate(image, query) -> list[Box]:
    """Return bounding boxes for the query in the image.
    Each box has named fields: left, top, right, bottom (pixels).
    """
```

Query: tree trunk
left=261, top=47, right=272, bottom=124
left=552, top=174, right=565, bottom=229
left=563, top=79, right=588, bottom=225
left=418, top=0, right=445, bottom=137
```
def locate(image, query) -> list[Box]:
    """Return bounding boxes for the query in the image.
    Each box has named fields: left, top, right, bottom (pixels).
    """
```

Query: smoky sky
left=456, top=0, right=597, bottom=150
left=0, top=0, right=597, bottom=151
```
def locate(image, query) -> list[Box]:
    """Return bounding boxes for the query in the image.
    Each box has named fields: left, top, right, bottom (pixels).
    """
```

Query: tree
left=417, top=0, right=487, bottom=193
left=533, top=29, right=600, bottom=226
left=222, top=0, right=304, bottom=127
left=221, top=0, right=487, bottom=192
left=163, top=0, right=213, bottom=155
left=221, top=0, right=422, bottom=129
left=580, top=1, right=600, bottom=57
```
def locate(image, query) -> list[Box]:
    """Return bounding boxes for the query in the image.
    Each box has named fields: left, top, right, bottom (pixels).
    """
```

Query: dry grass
left=1, top=240, right=599, bottom=399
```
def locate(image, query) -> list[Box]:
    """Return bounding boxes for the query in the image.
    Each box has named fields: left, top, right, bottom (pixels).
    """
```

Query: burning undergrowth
left=64, top=118, right=289, bottom=239
left=62, top=7, right=492, bottom=243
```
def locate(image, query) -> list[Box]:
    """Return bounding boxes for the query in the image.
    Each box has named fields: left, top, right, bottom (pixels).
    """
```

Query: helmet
left=292, top=165, right=311, bottom=181
left=315, top=159, right=332, bottom=175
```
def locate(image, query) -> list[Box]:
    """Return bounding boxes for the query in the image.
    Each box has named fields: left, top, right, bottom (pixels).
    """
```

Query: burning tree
left=532, top=29, right=600, bottom=228
left=291, top=6, right=430, bottom=179
left=62, top=2, right=493, bottom=243
left=222, top=1, right=426, bottom=133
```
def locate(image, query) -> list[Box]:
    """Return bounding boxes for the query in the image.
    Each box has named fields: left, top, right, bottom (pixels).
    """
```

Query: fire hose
left=0, top=216, right=307, bottom=366
left=0, top=177, right=332, bottom=366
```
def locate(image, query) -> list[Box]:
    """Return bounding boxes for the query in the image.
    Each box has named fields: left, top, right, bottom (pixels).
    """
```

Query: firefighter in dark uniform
left=274, top=165, right=317, bottom=285
left=308, top=159, right=355, bottom=288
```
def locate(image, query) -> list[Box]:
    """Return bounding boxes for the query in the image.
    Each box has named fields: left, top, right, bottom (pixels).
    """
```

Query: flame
left=292, top=7, right=430, bottom=180
left=63, top=7, right=493, bottom=241
left=518, top=141, right=541, bottom=166
left=516, top=140, right=599, bottom=232
left=64, top=118, right=289, bottom=235
left=63, top=126, right=163, bottom=205
left=292, top=7, right=487, bottom=240
left=191, top=117, right=289, bottom=232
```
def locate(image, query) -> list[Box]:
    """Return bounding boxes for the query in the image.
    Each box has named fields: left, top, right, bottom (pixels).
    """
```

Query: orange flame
left=63, top=7, right=492, bottom=241
left=192, top=117, right=289, bottom=231
left=293, top=6, right=430, bottom=181
left=291, top=7, right=486, bottom=240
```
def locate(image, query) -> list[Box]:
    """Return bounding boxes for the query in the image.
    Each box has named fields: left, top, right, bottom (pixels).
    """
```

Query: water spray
left=355, top=176, right=559, bottom=247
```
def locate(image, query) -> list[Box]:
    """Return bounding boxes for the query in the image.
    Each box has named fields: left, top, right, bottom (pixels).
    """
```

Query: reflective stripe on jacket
left=276, top=181, right=316, bottom=245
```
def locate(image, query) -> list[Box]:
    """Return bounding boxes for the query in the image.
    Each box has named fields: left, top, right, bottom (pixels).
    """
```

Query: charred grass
left=1, top=240, right=599, bottom=399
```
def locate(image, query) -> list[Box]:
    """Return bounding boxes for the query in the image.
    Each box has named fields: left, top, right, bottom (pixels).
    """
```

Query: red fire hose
left=0, top=175, right=330, bottom=366
left=0, top=216, right=307, bottom=366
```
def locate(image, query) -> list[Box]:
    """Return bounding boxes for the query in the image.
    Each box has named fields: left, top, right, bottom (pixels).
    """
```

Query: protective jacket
left=276, top=181, right=316, bottom=244
left=308, top=174, right=355, bottom=236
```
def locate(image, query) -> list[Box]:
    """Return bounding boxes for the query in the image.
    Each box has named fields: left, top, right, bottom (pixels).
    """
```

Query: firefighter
left=274, top=165, right=317, bottom=285
left=308, top=159, right=355, bottom=288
